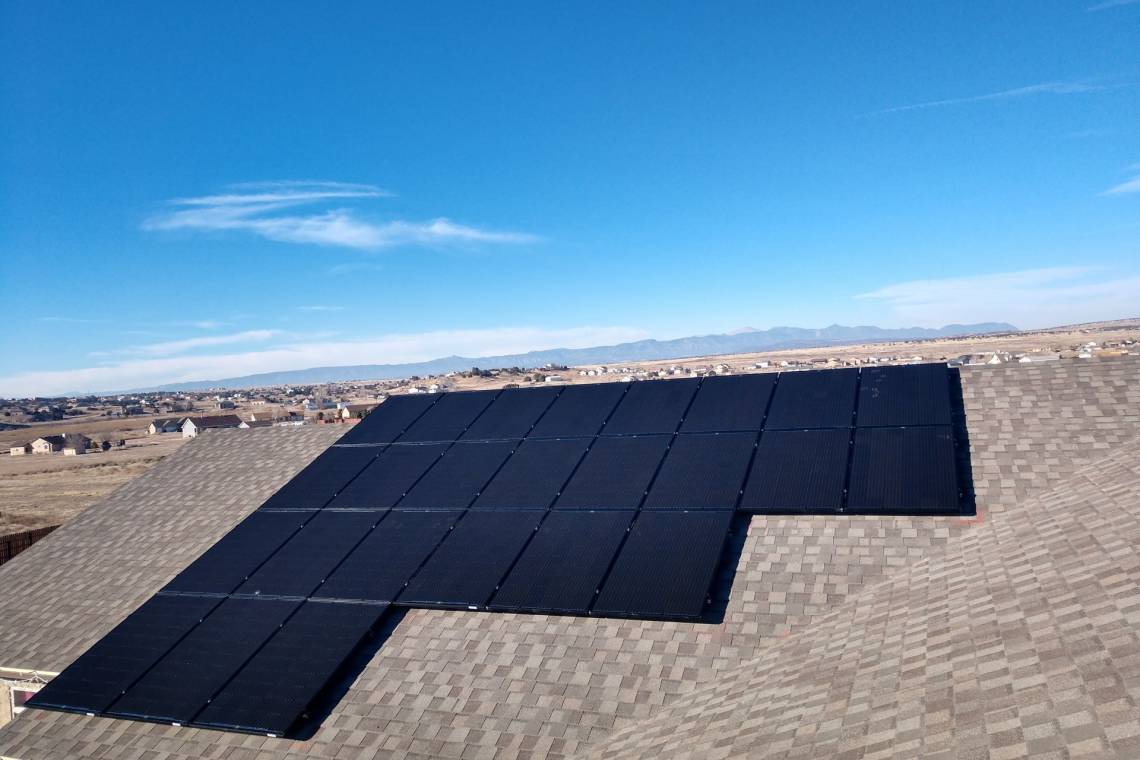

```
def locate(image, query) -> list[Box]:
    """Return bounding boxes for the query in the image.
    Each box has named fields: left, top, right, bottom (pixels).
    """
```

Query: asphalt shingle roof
left=0, top=357, right=1137, bottom=760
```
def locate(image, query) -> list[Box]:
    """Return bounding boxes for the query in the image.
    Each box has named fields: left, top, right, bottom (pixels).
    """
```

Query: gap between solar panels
left=29, top=364, right=973, bottom=739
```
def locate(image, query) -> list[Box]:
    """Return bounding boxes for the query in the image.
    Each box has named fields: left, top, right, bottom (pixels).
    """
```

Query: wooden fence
left=0, top=526, right=58, bottom=567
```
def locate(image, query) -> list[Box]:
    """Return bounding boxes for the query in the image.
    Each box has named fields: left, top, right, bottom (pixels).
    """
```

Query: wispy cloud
left=864, top=80, right=1106, bottom=116
left=0, top=325, right=650, bottom=397
left=37, top=316, right=106, bottom=324
left=856, top=266, right=1140, bottom=328
left=297, top=305, right=345, bottom=312
left=143, top=181, right=541, bottom=251
left=1102, top=164, right=1140, bottom=195
left=109, top=329, right=285, bottom=358
left=1087, top=0, right=1139, bottom=11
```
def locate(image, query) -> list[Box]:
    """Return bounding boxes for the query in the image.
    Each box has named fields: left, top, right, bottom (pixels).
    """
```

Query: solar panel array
left=31, top=364, right=970, bottom=738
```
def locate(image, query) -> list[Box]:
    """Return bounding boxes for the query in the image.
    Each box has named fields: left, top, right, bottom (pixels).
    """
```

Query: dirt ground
left=0, top=436, right=187, bottom=534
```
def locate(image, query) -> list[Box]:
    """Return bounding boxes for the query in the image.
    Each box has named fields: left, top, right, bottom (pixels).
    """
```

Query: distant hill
left=130, top=322, right=1016, bottom=392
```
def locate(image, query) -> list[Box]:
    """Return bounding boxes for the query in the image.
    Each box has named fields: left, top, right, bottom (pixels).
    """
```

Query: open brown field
left=0, top=436, right=188, bottom=534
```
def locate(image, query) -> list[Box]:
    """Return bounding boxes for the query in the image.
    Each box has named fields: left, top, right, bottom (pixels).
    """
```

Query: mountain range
left=132, top=322, right=1016, bottom=392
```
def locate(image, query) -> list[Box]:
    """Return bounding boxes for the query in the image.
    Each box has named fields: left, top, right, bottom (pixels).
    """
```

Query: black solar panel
left=194, top=601, right=389, bottom=736
left=528, top=382, right=627, bottom=438
left=489, top=510, right=634, bottom=614
left=235, top=511, right=377, bottom=597
left=740, top=429, right=850, bottom=513
left=398, top=511, right=542, bottom=609
left=461, top=386, right=560, bottom=440
left=108, top=598, right=298, bottom=724
left=847, top=426, right=960, bottom=514
left=856, top=363, right=952, bottom=427
left=313, top=510, right=460, bottom=602
left=763, top=368, right=858, bottom=430
left=554, top=435, right=671, bottom=509
left=27, top=595, right=221, bottom=715
left=335, top=394, right=439, bottom=445
left=397, top=440, right=517, bottom=510
left=601, top=378, right=699, bottom=435
left=593, top=510, right=732, bottom=620
left=471, top=437, right=591, bottom=509
left=680, top=374, right=776, bottom=433
left=324, top=443, right=447, bottom=510
left=259, top=447, right=378, bottom=510
left=643, top=433, right=756, bottom=510
left=397, top=390, right=500, bottom=442
left=164, top=511, right=310, bottom=594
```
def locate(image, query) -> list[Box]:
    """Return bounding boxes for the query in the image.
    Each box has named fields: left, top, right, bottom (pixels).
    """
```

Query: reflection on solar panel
left=643, top=433, right=755, bottom=509
left=398, top=510, right=543, bottom=609
left=593, top=510, right=733, bottom=620
left=740, top=429, right=850, bottom=513
left=397, top=440, right=517, bottom=510
left=108, top=598, right=299, bottom=724
left=847, top=426, right=960, bottom=514
left=461, top=386, right=560, bottom=440
left=324, top=443, right=447, bottom=510
left=602, top=376, right=698, bottom=435
left=471, top=437, right=590, bottom=509
left=681, top=373, right=776, bottom=433
left=397, top=390, right=500, bottom=442
left=529, top=382, right=627, bottom=438
left=32, top=365, right=972, bottom=737
left=856, top=363, right=952, bottom=427
left=555, top=435, right=671, bottom=509
left=335, top=393, right=439, bottom=445
left=764, top=368, right=858, bottom=430
left=195, top=601, right=389, bottom=736
left=259, top=447, right=378, bottom=510
left=490, top=510, right=634, bottom=614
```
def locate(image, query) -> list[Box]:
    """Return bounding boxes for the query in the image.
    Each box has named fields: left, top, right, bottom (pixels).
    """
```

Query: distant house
left=238, top=419, right=276, bottom=429
left=181, top=415, right=243, bottom=438
left=340, top=403, right=378, bottom=421
left=31, top=434, right=91, bottom=455
left=9, top=443, right=31, bottom=456
left=147, top=418, right=183, bottom=435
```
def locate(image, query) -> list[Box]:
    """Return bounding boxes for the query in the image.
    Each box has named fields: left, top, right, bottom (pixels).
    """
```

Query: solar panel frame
left=528, top=382, right=628, bottom=438
left=27, top=595, right=222, bottom=715
left=461, top=386, right=561, bottom=440
left=396, top=389, right=500, bottom=442
left=642, top=432, right=756, bottom=510
left=763, top=368, right=859, bottom=430
left=554, top=435, right=672, bottom=510
left=258, top=447, right=378, bottom=510
left=163, top=511, right=312, bottom=594
left=739, top=428, right=851, bottom=513
left=601, top=377, right=699, bottom=436
left=856, top=363, right=952, bottom=427
left=323, top=443, right=448, bottom=510
left=397, top=440, right=518, bottom=510
left=193, top=601, right=390, bottom=736
left=334, top=393, right=440, bottom=445
left=680, top=373, right=777, bottom=433
left=471, top=437, right=591, bottom=510
left=234, top=511, right=378, bottom=598
left=592, top=510, right=733, bottom=621
left=489, top=510, right=635, bottom=614
left=312, top=510, right=461, bottom=602
left=397, top=510, right=543, bottom=609
left=107, top=598, right=299, bottom=725
left=846, top=425, right=961, bottom=515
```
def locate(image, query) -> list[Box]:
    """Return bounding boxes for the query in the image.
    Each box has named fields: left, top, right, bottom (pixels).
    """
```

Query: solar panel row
left=31, top=364, right=968, bottom=739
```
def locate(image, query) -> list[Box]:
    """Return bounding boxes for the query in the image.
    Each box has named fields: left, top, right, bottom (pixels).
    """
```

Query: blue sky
left=1, top=2, right=1138, bottom=397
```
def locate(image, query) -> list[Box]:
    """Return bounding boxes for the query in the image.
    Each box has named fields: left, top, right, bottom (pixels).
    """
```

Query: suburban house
left=339, top=403, right=378, bottom=421
left=181, top=415, right=243, bottom=438
left=238, top=419, right=276, bottom=429
left=146, top=418, right=183, bottom=435
left=29, top=434, right=91, bottom=455
left=8, top=444, right=31, bottom=457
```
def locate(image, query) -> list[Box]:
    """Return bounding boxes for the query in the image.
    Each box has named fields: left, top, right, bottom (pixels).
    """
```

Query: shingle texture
left=0, top=356, right=1137, bottom=760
